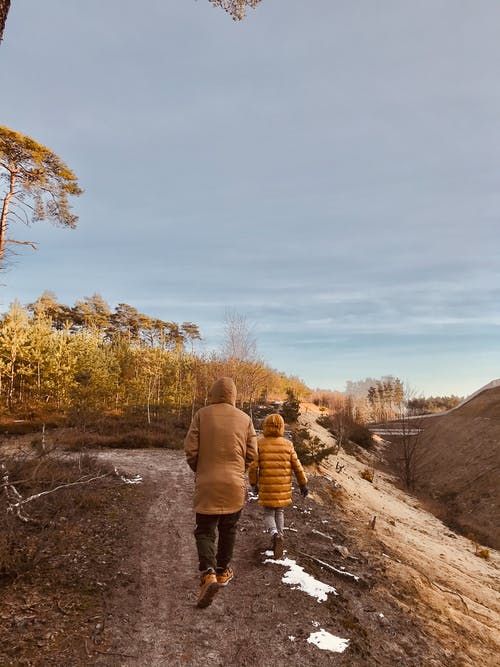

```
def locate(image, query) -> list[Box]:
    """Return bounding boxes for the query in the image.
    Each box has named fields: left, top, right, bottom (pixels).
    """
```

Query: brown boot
left=196, top=570, right=219, bottom=608
left=272, top=533, right=284, bottom=559
left=216, top=565, right=234, bottom=587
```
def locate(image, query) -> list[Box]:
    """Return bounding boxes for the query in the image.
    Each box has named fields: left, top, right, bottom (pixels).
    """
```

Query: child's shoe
left=272, top=533, right=284, bottom=559
left=196, top=569, right=218, bottom=608
left=216, top=565, right=234, bottom=586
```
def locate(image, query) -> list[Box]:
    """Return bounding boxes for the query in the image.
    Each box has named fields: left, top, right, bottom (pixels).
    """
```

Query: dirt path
left=94, top=449, right=207, bottom=665
left=88, top=441, right=498, bottom=667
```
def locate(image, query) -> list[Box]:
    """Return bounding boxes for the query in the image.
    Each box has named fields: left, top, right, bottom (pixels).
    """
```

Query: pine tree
left=281, top=388, right=300, bottom=424
left=0, top=126, right=82, bottom=265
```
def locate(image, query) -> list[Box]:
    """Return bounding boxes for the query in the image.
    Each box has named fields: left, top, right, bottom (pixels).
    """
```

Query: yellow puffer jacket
left=248, top=414, right=307, bottom=508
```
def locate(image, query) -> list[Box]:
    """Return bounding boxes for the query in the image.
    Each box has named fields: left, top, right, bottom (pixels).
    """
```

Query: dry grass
left=360, top=468, right=375, bottom=483
left=1, top=450, right=116, bottom=579
left=54, top=428, right=180, bottom=451
left=62, top=408, right=188, bottom=451
left=0, top=406, right=189, bottom=453
left=0, top=446, right=149, bottom=665
left=474, top=545, right=490, bottom=560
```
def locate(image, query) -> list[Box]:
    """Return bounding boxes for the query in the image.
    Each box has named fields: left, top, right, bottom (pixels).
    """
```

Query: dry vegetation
left=384, top=386, right=500, bottom=549
left=0, top=445, right=150, bottom=665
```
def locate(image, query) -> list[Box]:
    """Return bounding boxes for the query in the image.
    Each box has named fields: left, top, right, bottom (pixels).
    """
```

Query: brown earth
left=91, top=449, right=451, bottom=667
left=0, top=461, right=149, bottom=667
left=410, top=386, right=500, bottom=548
left=2, top=407, right=499, bottom=666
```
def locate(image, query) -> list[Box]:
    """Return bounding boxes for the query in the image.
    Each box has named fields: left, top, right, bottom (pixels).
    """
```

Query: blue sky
left=1, top=0, right=499, bottom=396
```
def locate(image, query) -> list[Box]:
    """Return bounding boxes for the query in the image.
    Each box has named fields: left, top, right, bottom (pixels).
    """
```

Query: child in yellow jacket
left=248, top=413, right=308, bottom=559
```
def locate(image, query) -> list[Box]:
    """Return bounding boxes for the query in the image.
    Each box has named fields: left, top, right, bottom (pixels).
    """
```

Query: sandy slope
left=300, top=404, right=500, bottom=666
left=414, top=385, right=500, bottom=548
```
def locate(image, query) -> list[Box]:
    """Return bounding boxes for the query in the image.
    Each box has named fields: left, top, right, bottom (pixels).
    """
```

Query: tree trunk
left=0, top=167, right=16, bottom=263
left=0, top=0, right=11, bottom=43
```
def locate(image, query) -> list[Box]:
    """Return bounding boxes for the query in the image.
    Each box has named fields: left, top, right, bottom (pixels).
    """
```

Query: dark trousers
left=194, top=510, right=241, bottom=573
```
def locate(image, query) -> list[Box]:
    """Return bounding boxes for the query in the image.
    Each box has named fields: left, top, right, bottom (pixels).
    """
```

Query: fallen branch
left=298, top=550, right=368, bottom=587
left=1, top=462, right=36, bottom=523
left=421, top=574, right=469, bottom=612
left=11, top=472, right=112, bottom=508
left=2, top=459, right=141, bottom=524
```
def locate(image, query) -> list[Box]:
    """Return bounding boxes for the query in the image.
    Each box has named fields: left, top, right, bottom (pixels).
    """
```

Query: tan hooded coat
left=184, top=377, right=257, bottom=514
left=248, top=413, right=307, bottom=508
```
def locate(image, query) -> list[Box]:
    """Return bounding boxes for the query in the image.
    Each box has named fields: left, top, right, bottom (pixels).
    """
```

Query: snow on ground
left=307, top=629, right=350, bottom=653
left=263, top=554, right=337, bottom=602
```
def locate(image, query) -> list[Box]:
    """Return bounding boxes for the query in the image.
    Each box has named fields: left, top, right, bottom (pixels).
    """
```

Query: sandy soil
left=413, top=386, right=500, bottom=548
left=300, top=404, right=500, bottom=666
left=88, top=414, right=499, bottom=667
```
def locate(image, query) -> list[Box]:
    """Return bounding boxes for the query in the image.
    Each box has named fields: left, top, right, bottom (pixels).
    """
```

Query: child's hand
left=300, top=485, right=309, bottom=498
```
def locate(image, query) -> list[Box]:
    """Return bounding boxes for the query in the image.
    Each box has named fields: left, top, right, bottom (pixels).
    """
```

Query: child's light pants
left=263, top=506, right=285, bottom=536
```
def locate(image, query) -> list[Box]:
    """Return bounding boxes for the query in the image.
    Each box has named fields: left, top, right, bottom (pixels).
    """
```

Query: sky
left=1, top=0, right=499, bottom=397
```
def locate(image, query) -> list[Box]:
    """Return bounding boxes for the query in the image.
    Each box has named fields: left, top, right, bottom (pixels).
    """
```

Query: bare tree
left=221, top=309, right=257, bottom=363
left=208, top=0, right=262, bottom=21
left=384, top=384, right=423, bottom=489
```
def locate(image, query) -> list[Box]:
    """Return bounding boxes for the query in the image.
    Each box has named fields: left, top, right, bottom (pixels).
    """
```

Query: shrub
left=349, top=424, right=373, bottom=449
left=293, top=427, right=335, bottom=466
left=316, top=414, right=333, bottom=429
left=475, top=545, right=490, bottom=560
left=281, top=388, right=300, bottom=424
left=360, top=468, right=374, bottom=482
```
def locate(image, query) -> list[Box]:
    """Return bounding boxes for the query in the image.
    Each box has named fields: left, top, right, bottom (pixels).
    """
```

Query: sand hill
left=416, top=384, right=500, bottom=548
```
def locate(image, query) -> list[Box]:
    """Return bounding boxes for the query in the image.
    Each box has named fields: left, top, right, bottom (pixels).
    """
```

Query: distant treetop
left=208, top=0, right=262, bottom=21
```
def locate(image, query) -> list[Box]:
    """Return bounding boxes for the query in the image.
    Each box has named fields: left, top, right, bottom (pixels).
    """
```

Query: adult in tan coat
left=248, top=413, right=308, bottom=558
left=184, top=377, right=257, bottom=608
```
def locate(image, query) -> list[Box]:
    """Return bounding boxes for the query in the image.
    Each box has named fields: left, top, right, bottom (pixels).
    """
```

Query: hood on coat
left=209, top=377, right=237, bottom=406
left=263, top=413, right=285, bottom=437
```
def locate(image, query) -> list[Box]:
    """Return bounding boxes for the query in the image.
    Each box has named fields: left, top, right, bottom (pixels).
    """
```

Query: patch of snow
left=379, top=613, right=385, bottom=618
left=312, top=621, right=320, bottom=627
left=288, top=636, right=296, bottom=642
left=264, top=557, right=337, bottom=602
left=307, top=629, right=349, bottom=653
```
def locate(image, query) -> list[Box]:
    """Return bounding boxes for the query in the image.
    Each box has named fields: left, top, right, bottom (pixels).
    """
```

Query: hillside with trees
left=0, top=293, right=309, bottom=438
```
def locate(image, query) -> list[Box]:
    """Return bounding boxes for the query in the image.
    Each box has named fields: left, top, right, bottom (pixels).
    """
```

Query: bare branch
left=1, top=461, right=36, bottom=523
left=6, top=208, right=31, bottom=225
left=298, top=550, right=368, bottom=587
left=4, top=238, right=39, bottom=250
left=12, top=472, right=112, bottom=507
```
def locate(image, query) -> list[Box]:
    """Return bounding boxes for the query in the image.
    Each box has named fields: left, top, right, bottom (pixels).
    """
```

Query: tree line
left=313, top=376, right=461, bottom=424
left=0, top=293, right=309, bottom=425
